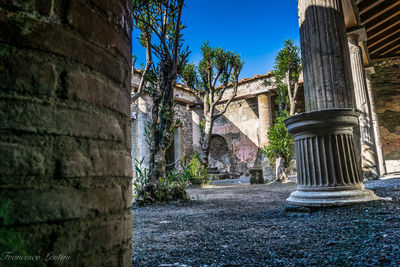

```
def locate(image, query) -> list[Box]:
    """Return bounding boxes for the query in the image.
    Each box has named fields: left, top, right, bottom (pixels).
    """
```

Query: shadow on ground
left=132, top=177, right=400, bottom=266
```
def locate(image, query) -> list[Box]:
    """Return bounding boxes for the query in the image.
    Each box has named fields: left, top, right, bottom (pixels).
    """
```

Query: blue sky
left=132, top=0, right=300, bottom=79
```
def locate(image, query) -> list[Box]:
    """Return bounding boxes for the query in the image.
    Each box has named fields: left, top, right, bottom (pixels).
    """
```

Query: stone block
left=0, top=13, right=129, bottom=85
left=65, top=69, right=130, bottom=116
left=0, top=47, right=57, bottom=99
left=0, top=179, right=131, bottom=225
left=66, top=0, right=131, bottom=60
left=0, top=99, right=124, bottom=141
left=250, top=168, right=264, bottom=184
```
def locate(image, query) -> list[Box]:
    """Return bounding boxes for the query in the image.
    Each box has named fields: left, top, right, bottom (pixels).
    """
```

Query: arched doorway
left=209, top=135, right=231, bottom=176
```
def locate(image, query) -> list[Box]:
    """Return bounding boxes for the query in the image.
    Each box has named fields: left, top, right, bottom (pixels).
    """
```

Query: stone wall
left=214, top=98, right=262, bottom=178
left=0, top=1, right=133, bottom=266
left=174, top=103, right=194, bottom=160
left=371, top=57, right=400, bottom=173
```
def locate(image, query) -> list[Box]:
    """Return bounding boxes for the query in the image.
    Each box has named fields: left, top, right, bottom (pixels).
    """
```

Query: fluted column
left=348, top=29, right=378, bottom=179
left=365, top=67, right=387, bottom=176
left=284, top=0, right=378, bottom=207
left=191, top=106, right=203, bottom=152
left=257, top=93, right=273, bottom=146
left=137, top=95, right=152, bottom=169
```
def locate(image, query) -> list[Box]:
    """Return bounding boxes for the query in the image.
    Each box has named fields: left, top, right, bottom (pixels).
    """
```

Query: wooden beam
left=381, top=43, right=400, bottom=56
left=361, top=2, right=400, bottom=24
left=359, top=0, right=386, bottom=15
left=366, top=11, right=400, bottom=32
left=368, top=19, right=400, bottom=40
left=370, top=36, right=400, bottom=54
left=368, top=28, right=400, bottom=47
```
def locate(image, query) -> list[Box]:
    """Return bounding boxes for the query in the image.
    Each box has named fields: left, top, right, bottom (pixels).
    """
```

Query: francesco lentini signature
left=0, top=251, right=72, bottom=262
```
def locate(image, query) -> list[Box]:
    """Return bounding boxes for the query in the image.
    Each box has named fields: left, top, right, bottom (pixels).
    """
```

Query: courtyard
left=132, top=176, right=400, bottom=266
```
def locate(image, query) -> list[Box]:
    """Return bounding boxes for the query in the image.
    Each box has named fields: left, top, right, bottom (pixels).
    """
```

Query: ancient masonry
left=131, top=71, right=305, bottom=180
left=0, top=1, right=133, bottom=265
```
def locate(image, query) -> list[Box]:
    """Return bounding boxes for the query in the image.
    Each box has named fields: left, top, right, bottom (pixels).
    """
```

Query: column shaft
left=348, top=34, right=378, bottom=178
left=365, top=68, right=387, bottom=176
left=299, top=0, right=355, bottom=111
left=257, top=93, right=273, bottom=146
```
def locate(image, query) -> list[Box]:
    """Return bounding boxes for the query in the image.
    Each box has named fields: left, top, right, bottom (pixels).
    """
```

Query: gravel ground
left=132, top=176, right=400, bottom=266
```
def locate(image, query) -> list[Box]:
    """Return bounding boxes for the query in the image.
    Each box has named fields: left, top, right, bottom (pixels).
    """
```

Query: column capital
left=347, top=26, right=367, bottom=43
left=364, top=67, right=376, bottom=75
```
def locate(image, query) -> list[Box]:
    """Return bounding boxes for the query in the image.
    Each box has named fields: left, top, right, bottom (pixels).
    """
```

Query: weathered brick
left=0, top=143, right=47, bottom=182
left=65, top=69, right=130, bottom=116
left=90, top=0, right=132, bottom=40
left=66, top=0, right=131, bottom=61
left=55, top=139, right=132, bottom=178
left=0, top=10, right=128, bottom=86
left=0, top=46, right=57, bottom=99
left=0, top=180, right=131, bottom=225
left=0, top=99, right=124, bottom=141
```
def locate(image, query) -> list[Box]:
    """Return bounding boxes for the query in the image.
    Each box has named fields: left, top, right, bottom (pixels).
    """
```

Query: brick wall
left=0, top=1, right=133, bottom=265
left=371, top=57, right=400, bottom=173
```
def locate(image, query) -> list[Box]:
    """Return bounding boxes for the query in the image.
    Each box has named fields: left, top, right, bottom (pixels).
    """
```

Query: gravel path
left=132, top=177, right=400, bottom=266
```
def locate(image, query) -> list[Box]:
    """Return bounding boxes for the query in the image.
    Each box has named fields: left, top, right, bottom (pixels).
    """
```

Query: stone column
left=136, top=95, right=152, bottom=169
left=257, top=93, right=273, bottom=146
left=365, top=67, right=387, bottom=176
left=0, top=0, right=133, bottom=265
left=348, top=28, right=378, bottom=179
left=284, top=0, right=378, bottom=206
left=257, top=93, right=275, bottom=182
left=191, top=106, right=203, bottom=152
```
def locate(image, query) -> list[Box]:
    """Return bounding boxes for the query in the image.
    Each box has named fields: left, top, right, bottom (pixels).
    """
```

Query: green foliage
left=133, top=158, right=190, bottom=204
left=182, top=41, right=244, bottom=92
left=263, top=39, right=301, bottom=115
left=274, top=39, right=301, bottom=82
left=181, top=152, right=209, bottom=186
left=261, top=111, right=294, bottom=165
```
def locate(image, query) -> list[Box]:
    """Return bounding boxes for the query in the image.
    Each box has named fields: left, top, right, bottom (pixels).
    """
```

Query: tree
left=261, top=110, right=294, bottom=182
left=261, top=39, right=300, bottom=182
left=182, top=42, right=243, bottom=167
left=268, top=39, right=301, bottom=116
left=132, top=0, right=189, bottom=182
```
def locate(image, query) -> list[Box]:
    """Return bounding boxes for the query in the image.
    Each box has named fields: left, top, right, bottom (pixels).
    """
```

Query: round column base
left=286, top=188, right=379, bottom=207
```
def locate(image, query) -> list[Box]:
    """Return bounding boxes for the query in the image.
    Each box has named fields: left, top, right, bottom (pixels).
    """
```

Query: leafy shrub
left=261, top=111, right=294, bottom=166
left=182, top=152, right=209, bottom=186
left=133, top=158, right=190, bottom=204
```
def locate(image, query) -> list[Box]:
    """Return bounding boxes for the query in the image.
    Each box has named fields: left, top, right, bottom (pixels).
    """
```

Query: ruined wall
left=0, top=1, right=133, bottom=265
left=371, top=57, right=400, bottom=173
left=174, top=103, right=194, bottom=159
left=214, top=98, right=261, bottom=178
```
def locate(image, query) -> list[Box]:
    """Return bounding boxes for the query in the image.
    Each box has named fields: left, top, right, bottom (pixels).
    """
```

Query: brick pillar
left=284, top=0, right=378, bottom=207
left=257, top=93, right=273, bottom=146
left=0, top=1, right=133, bottom=266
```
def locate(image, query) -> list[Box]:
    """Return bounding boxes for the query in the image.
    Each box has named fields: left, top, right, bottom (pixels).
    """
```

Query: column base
left=286, top=188, right=379, bottom=207
left=284, top=109, right=380, bottom=208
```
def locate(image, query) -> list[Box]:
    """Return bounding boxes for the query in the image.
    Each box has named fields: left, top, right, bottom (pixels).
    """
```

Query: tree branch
left=212, top=81, right=238, bottom=120
left=286, top=70, right=293, bottom=102
left=131, top=31, right=153, bottom=103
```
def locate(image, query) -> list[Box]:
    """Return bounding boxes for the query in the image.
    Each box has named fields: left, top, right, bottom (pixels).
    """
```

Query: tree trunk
left=289, top=99, right=296, bottom=116
left=147, top=63, right=176, bottom=183
left=200, top=117, right=213, bottom=168
left=275, top=157, right=288, bottom=182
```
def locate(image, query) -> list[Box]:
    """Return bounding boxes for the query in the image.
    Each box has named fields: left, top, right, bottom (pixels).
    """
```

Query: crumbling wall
left=371, top=57, right=400, bottom=173
left=0, top=1, right=133, bottom=265
left=214, top=98, right=261, bottom=178
left=174, top=104, right=194, bottom=159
